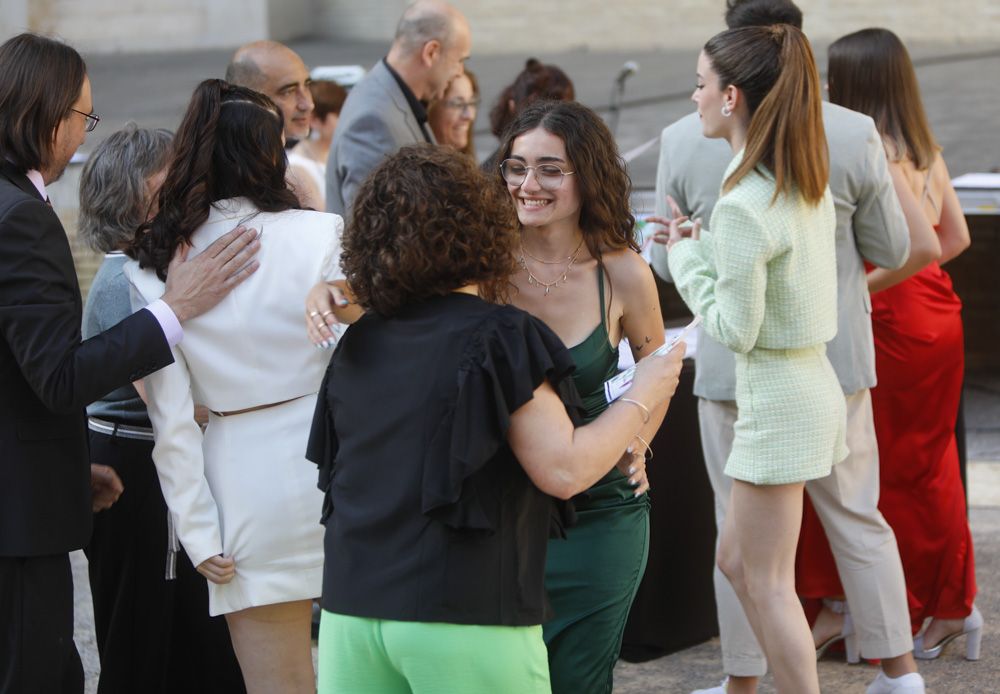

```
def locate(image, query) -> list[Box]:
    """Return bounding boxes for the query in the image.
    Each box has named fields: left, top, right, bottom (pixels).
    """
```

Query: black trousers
left=0, top=553, right=83, bottom=694
left=85, top=428, right=245, bottom=693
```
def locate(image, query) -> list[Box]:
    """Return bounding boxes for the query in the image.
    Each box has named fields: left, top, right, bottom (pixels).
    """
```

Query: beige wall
left=1, top=0, right=315, bottom=52
left=322, top=0, right=1000, bottom=52
left=3, top=0, right=997, bottom=53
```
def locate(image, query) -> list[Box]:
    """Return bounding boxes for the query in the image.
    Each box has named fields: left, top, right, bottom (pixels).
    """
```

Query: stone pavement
left=71, top=373, right=1000, bottom=693
left=62, top=33, right=1000, bottom=694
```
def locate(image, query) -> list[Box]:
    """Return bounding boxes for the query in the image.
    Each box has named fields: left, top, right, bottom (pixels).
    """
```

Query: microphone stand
left=608, top=77, right=626, bottom=138
left=608, top=62, right=638, bottom=138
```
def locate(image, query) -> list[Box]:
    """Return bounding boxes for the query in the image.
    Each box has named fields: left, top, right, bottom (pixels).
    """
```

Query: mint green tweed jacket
left=668, top=154, right=838, bottom=353
left=667, top=153, right=847, bottom=483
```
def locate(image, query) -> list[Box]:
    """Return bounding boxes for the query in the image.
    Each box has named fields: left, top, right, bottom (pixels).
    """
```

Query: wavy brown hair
left=827, top=28, right=940, bottom=171
left=704, top=24, right=828, bottom=204
left=129, top=79, right=300, bottom=279
left=342, top=145, right=518, bottom=317
left=494, top=99, right=638, bottom=261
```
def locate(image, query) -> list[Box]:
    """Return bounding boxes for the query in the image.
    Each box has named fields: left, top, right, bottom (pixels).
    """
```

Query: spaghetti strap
left=921, top=164, right=940, bottom=217
left=596, top=265, right=608, bottom=331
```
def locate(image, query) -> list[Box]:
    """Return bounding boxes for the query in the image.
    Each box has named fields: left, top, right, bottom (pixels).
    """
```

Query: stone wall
left=3, top=1, right=997, bottom=54
left=0, top=0, right=314, bottom=52
left=320, top=0, right=1000, bottom=53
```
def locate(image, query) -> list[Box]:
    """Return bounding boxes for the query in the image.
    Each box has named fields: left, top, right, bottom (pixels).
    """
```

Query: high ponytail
left=129, top=78, right=298, bottom=279
left=704, top=24, right=828, bottom=205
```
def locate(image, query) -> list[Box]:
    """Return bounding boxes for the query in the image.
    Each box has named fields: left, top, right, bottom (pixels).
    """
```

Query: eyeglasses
left=500, top=159, right=576, bottom=191
left=69, top=108, right=100, bottom=133
left=444, top=98, right=480, bottom=113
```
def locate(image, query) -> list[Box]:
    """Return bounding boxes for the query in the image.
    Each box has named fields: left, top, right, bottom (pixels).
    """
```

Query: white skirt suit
left=126, top=198, right=343, bottom=615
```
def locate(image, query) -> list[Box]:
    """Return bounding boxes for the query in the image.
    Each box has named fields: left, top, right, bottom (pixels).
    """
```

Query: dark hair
left=725, top=0, right=803, bottom=30
left=343, top=145, right=517, bottom=316
left=129, top=79, right=300, bottom=279
left=489, top=59, right=575, bottom=138
left=0, top=33, right=87, bottom=173
left=827, top=28, right=939, bottom=170
left=427, top=69, right=480, bottom=159
left=310, top=80, right=348, bottom=121
left=79, top=125, right=173, bottom=253
left=493, top=99, right=638, bottom=307
left=704, top=24, right=827, bottom=204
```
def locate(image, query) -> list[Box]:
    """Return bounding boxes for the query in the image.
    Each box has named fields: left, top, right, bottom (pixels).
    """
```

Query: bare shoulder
left=602, top=247, right=656, bottom=297
left=931, top=152, right=952, bottom=188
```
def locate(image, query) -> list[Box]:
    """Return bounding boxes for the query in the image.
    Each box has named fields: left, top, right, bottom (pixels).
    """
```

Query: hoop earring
left=721, top=104, right=733, bottom=117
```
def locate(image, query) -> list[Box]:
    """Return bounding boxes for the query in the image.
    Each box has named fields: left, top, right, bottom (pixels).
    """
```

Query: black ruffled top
left=306, top=293, right=582, bottom=626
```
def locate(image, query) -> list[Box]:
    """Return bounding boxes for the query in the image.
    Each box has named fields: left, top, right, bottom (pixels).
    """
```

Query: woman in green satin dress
left=493, top=100, right=669, bottom=693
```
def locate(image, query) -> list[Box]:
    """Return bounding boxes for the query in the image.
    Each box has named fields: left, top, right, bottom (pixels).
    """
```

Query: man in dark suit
left=0, top=33, right=260, bottom=693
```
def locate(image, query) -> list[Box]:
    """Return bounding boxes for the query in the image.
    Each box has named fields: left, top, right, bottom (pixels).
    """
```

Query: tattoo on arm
left=633, top=335, right=653, bottom=353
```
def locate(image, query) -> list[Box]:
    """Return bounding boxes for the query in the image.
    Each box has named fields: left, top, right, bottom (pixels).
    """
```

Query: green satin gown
left=543, top=267, right=650, bottom=694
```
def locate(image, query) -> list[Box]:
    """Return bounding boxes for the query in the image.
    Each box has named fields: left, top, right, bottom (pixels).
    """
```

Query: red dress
left=796, top=250, right=977, bottom=629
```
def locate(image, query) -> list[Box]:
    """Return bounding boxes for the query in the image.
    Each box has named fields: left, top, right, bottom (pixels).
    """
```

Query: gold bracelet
left=633, top=434, right=653, bottom=461
left=618, top=397, right=650, bottom=425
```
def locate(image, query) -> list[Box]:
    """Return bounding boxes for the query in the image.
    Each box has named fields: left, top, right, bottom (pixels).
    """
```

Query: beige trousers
left=698, top=391, right=913, bottom=677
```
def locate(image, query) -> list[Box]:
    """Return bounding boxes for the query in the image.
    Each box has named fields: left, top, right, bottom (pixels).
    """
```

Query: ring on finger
left=321, top=310, right=334, bottom=317
left=309, top=310, right=320, bottom=317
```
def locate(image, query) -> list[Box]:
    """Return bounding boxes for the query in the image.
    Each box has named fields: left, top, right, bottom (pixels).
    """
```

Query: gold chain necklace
left=521, top=237, right=584, bottom=264
left=518, top=238, right=585, bottom=296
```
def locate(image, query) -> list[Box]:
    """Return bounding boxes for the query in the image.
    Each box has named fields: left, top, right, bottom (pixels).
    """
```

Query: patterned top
left=668, top=152, right=838, bottom=354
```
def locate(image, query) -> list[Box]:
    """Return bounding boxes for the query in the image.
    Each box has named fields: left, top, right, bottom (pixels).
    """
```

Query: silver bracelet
left=618, top=397, right=650, bottom=425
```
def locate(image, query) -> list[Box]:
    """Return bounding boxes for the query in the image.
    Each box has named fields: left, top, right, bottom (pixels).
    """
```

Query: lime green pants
left=318, top=611, right=551, bottom=694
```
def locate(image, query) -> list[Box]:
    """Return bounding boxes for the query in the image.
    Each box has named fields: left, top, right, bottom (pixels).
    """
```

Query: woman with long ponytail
left=653, top=25, right=845, bottom=693
left=126, top=79, right=351, bottom=692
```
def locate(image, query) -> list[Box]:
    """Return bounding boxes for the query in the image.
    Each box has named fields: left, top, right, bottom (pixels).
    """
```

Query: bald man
left=326, top=0, right=471, bottom=216
left=226, top=40, right=324, bottom=208
left=226, top=41, right=314, bottom=141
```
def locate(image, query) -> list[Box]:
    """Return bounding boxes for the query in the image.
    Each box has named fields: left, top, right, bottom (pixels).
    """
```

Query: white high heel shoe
left=912, top=604, right=983, bottom=660
left=815, top=599, right=861, bottom=664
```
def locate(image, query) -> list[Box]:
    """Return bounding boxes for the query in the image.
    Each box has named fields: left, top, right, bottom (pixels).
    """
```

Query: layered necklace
left=518, top=236, right=585, bottom=296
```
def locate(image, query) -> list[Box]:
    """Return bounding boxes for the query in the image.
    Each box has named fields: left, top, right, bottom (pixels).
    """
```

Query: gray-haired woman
left=80, top=124, right=245, bottom=693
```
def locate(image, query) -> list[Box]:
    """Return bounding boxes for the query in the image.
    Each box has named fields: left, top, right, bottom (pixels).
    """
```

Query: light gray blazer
left=650, top=102, right=910, bottom=400
left=325, top=60, right=435, bottom=217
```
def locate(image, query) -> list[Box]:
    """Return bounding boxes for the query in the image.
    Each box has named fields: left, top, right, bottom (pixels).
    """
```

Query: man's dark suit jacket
left=0, top=160, right=174, bottom=558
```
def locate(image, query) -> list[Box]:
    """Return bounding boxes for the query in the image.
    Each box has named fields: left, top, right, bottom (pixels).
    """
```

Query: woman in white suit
left=126, top=79, right=347, bottom=693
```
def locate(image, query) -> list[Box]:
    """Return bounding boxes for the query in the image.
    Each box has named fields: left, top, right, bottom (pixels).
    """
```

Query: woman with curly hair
left=306, top=144, right=684, bottom=694
left=126, top=79, right=352, bottom=692
left=491, top=99, right=667, bottom=693
left=481, top=59, right=575, bottom=172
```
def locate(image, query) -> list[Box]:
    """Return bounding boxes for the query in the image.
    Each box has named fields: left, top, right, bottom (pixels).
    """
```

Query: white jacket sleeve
left=128, top=278, right=223, bottom=568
